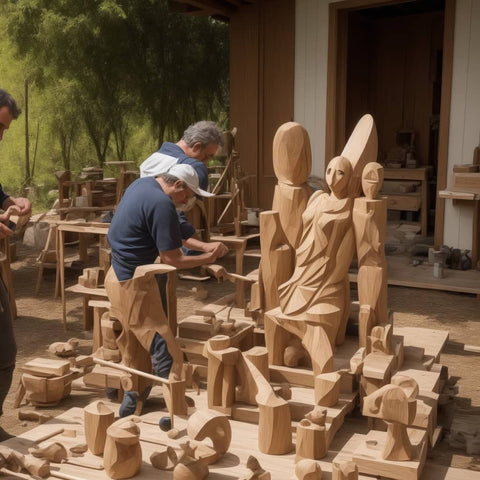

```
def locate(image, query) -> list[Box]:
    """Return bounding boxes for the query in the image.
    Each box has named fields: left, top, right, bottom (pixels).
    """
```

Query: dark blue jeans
left=0, top=278, right=16, bottom=417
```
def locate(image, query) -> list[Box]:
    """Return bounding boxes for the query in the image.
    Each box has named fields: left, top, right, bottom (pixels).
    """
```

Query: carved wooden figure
left=103, top=416, right=142, bottom=479
left=104, top=263, right=184, bottom=413
left=295, top=407, right=327, bottom=461
left=295, top=459, right=323, bottom=480
left=353, top=162, right=388, bottom=347
left=362, top=380, right=417, bottom=460
left=204, top=335, right=240, bottom=414
left=253, top=122, right=312, bottom=325
left=84, top=400, right=115, bottom=455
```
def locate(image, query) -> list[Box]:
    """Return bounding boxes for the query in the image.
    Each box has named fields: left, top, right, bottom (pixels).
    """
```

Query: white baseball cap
left=168, top=164, right=214, bottom=197
left=140, top=152, right=178, bottom=177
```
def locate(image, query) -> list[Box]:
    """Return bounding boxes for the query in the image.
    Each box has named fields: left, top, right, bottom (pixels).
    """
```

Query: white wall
left=443, top=0, right=480, bottom=250
left=294, top=0, right=480, bottom=251
left=294, top=0, right=331, bottom=178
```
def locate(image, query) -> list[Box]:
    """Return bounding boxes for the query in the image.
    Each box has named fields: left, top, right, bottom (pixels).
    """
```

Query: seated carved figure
left=277, top=155, right=354, bottom=347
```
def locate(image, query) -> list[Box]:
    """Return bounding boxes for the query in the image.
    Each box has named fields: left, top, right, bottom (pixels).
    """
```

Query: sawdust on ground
left=1, top=243, right=479, bottom=471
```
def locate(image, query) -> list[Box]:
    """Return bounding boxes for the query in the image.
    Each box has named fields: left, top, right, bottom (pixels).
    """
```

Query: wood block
left=362, top=353, right=394, bottom=381
left=314, top=372, right=341, bottom=407
left=22, top=373, right=73, bottom=405
left=352, top=429, right=427, bottom=480
left=22, top=358, right=71, bottom=378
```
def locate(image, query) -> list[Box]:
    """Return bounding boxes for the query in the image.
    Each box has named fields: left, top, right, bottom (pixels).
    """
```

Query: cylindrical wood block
left=84, top=400, right=115, bottom=455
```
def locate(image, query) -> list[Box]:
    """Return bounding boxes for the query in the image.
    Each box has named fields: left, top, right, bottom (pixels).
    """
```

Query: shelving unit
left=383, top=167, right=430, bottom=236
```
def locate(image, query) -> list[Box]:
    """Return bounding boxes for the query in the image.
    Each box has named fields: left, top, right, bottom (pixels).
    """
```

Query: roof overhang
left=170, top=0, right=255, bottom=21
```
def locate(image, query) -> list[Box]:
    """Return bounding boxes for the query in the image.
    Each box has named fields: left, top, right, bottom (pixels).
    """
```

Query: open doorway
left=326, top=0, right=455, bottom=243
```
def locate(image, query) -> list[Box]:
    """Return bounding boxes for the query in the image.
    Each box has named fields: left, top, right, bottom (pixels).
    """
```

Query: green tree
left=4, top=0, right=229, bottom=168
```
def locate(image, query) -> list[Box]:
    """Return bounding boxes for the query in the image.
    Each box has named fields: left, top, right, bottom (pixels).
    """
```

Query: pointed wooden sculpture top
left=341, top=114, right=378, bottom=198
left=273, top=122, right=312, bottom=186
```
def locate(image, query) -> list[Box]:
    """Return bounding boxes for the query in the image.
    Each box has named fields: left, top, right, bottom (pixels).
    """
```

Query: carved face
left=362, top=162, right=384, bottom=199
left=325, top=156, right=352, bottom=198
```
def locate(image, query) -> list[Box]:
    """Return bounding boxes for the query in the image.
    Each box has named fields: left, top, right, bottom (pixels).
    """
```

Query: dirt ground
left=1, top=242, right=480, bottom=472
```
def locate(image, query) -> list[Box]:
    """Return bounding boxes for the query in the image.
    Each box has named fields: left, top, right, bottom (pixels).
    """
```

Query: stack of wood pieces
left=15, top=358, right=80, bottom=407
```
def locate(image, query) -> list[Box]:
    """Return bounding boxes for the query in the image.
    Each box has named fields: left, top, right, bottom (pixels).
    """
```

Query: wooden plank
left=22, top=358, right=71, bottom=378
left=350, top=255, right=480, bottom=296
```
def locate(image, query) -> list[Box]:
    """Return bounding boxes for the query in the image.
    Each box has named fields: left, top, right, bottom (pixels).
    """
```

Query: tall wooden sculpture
left=264, top=115, right=378, bottom=374
left=252, top=122, right=313, bottom=314
left=353, top=162, right=388, bottom=347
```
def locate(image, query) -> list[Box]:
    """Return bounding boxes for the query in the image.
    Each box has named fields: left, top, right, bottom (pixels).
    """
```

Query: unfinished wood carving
left=150, top=446, right=178, bottom=470
left=295, top=459, right=323, bottom=479
left=173, top=441, right=209, bottom=480
left=0, top=446, right=50, bottom=478
left=48, top=338, right=79, bottom=357
left=84, top=400, right=115, bottom=455
left=295, top=407, right=327, bottom=461
left=28, top=442, right=68, bottom=462
left=104, top=263, right=184, bottom=412
left=314, top=372, right=341, bottom=407
left=332, top=461, right=358, bottom=480
left=187, top=410, right=232, bottom=463
left=362, top=381, right=417, bottom=460
left=240, top=455, right=271, bottom=480
left=103, top=416, right=142, bottom=479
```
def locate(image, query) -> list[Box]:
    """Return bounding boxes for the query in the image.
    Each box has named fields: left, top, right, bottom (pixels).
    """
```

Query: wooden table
left=210, top=233, right=260, bottom=307
left=384, top=167, right=429, bottom=236
left=56, top=221, right=110, bottom=329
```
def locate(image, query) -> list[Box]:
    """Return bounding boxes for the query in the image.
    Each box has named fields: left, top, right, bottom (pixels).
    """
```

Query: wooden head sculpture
left=362, top=162, right=384, bottom=200
left=340, top=114, right=378, bottom=198
left=273, top=122, right=312, bottom=186
left=325, top=156, right=353, bottom=200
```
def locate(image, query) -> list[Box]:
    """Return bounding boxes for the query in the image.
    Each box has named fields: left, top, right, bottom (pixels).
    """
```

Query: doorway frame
left=325, top=0, right=456, bottom=246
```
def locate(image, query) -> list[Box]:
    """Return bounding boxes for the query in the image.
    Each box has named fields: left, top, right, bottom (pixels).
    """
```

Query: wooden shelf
left=383, top=167, right=429, bottom=236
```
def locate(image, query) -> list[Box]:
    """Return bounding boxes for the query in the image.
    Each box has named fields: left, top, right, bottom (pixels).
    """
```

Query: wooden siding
left=230, top=0, right=295, bottom=209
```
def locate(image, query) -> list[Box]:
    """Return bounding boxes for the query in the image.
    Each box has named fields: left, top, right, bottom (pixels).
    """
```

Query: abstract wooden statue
left=263, top=114, right=378, bottom=374
left=353, top=162, right=388, bottom=347
left=362, top=380, right=417, bottom=460
left=252, top=122, right=312, bottom=314
left=187, top=409, right=232, bottom=464
left=105, top=263, right=184, bottom=413
left=173, top=441, right=209, bottom=480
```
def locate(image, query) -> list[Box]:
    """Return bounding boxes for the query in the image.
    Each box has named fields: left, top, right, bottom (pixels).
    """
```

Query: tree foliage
left=3, top=0, right=229, bottom=169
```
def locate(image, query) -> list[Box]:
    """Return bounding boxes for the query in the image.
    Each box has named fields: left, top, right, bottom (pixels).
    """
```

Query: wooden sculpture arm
left=132, top=263, right=177, bottom=280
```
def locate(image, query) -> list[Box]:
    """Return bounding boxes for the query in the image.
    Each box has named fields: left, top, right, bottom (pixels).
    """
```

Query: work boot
left=119, top=391, right=138, bottom=418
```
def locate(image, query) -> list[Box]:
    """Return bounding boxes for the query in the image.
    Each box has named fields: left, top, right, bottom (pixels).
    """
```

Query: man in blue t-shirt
left=0, top=88, right=32, bottom=439
left=106, top=163, right=228, bottom=418
left=158, top=120, right=223, bottom=192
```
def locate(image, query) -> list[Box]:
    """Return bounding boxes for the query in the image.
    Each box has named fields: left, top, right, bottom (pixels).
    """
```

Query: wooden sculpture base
left=351, top=429, right=428, bottom=480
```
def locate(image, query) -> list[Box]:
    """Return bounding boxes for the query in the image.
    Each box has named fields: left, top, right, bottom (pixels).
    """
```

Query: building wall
left=294, top=0, right=331, bottom=178
left=443, top=0, right=480, bottom=250
left=294, top=0, right=480, bottom=251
